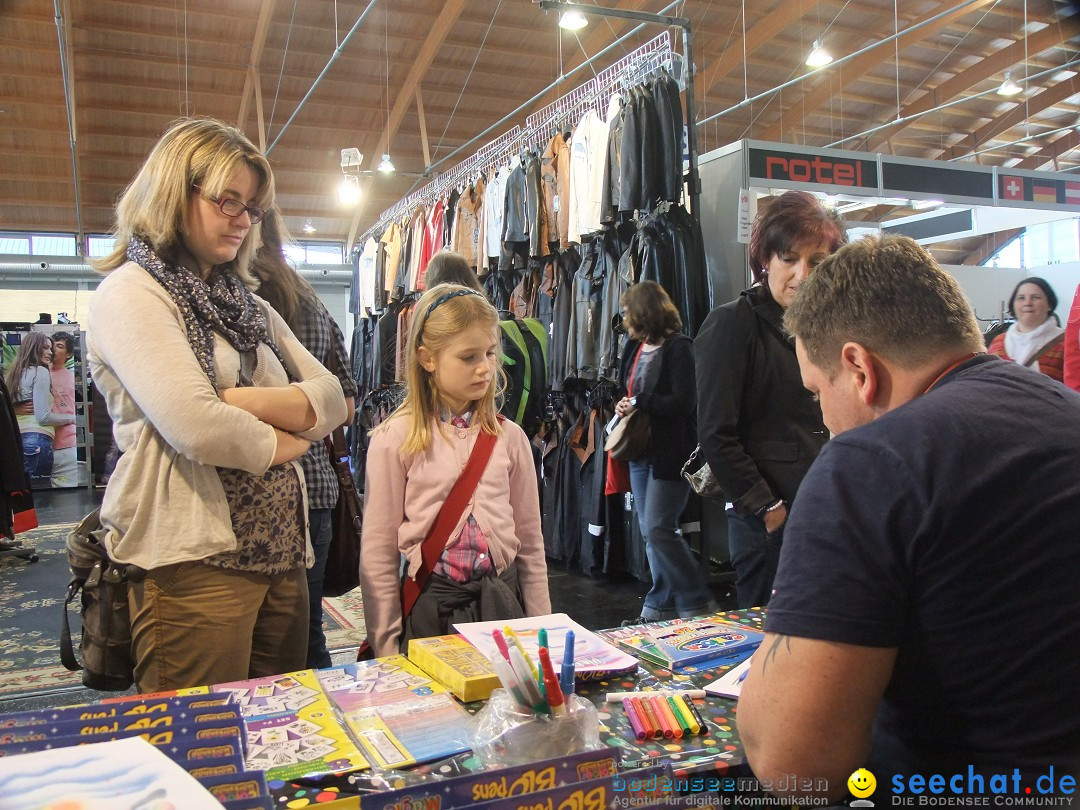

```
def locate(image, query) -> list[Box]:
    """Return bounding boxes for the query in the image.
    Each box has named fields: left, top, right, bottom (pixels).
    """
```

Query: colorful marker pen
left=623, top=698, right=647, bottom=740
left=560, top=630, right=576, bottom=696
left=491, top=629, right=513, bottom=664
left=504, top=627, right=539, bottom=680
left=538, top=647, right=566, bottom=716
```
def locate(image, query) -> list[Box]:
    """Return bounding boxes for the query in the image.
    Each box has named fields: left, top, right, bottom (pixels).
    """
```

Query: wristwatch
left=629, top=396, right=638, bottom=407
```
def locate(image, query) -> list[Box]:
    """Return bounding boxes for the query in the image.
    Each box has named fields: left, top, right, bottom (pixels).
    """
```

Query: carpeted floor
left=0, top=522, right=366, bottom=699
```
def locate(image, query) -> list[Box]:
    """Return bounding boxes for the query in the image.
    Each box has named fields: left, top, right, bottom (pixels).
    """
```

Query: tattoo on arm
left=760, top=635, right=792, bottom=676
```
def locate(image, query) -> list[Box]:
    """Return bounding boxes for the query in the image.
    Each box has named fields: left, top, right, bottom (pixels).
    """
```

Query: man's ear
left=417, top=346, right=436, bottom=373
left=840, top=342, right=878, bottom=407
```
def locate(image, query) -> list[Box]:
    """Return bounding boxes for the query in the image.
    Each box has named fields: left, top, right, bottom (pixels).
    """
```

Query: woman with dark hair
left=615, top=280, right=717, bottom=622
left=251, top=207, right=358, bottom=669
left=987, top=276, right=1064, bottom=381
left=694, top=191, right=847, bottom=608
left=423, top=251, right=484, bottom=294
left=5, top=333, right=73, bottom=488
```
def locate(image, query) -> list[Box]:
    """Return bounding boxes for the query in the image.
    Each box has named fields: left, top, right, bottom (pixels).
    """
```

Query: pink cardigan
left=360, top=414, right=551, bottom=656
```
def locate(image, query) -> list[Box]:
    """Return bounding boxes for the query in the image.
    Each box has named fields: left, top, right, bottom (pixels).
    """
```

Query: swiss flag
left=1001, top=175, right=1024, bottom=201
left=1066, top=181, right=1080, bottom=206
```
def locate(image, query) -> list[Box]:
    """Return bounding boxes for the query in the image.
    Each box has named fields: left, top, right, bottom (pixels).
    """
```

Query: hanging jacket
left=602, top=94, right=625, bottom=226
left=502, top=159, right=529, bottom=245
left=541, top=133, right=571, bottom=250
left=653, top=72, right=684, bottom=203
left=525, top=153, right=551, bottom=257
left=636, top=83, right=662, bottom=212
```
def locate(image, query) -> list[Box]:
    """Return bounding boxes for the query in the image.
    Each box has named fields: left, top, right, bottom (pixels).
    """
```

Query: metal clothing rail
left=360, top=33, right=677, bottom=246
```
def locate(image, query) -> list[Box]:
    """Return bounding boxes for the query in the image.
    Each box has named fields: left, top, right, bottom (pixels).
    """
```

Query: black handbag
left=322, top=426, right=363, bottom=597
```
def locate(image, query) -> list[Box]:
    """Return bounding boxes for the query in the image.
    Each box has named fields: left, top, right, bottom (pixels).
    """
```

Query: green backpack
left=499, top=317, right=548, bottom=439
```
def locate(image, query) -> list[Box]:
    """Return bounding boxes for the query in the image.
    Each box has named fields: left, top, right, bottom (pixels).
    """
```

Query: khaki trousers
left=129, top=561, right=309, bottom=692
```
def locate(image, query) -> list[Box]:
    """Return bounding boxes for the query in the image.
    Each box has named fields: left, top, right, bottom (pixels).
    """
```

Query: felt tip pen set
left=489, top=625, right=575, bottom=716
left=621, top=692, right=709, bottom=741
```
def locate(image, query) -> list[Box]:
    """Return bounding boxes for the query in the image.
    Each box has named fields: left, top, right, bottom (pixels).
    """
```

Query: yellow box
left=407, top=635, right=501, bottom=703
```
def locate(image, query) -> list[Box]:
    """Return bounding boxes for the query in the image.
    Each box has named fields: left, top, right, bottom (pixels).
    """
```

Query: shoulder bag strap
left=1029, top=332, right=1065, bottom=366
left=400, top=418, right=503, bottom=620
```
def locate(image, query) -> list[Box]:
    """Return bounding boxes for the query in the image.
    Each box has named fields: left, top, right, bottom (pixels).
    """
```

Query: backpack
left=499, top=317, right=548, bottom=439
left=60, top=508, right=136, bottom=691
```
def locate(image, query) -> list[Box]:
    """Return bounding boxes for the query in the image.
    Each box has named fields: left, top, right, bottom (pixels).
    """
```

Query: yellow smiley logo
left=848, top=768, right=877, bottom=798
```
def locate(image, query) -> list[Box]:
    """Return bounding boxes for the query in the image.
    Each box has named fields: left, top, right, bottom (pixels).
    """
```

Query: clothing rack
left=359, top=32, right=675, bottom=247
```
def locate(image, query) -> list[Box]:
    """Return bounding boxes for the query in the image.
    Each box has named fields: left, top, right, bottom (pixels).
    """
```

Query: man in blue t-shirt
left=737, top=235, right=1080, bottom=801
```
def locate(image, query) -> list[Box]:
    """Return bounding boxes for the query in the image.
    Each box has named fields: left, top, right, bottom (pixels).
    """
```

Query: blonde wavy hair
left=378, top=283, right=506, bottom=455
left=92, top=117, right=274, bottom=288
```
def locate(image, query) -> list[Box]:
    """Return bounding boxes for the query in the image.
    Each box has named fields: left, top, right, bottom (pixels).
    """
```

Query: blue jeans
left=305, top=508, right=333, bottom=669
left=21, top=432, right=54, bottom=489
left=629, top=461, right=718, bottom=621
left=726, top=510, right=784, bottom=609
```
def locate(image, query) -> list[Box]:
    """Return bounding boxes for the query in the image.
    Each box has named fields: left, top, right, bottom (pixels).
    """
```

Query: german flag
left=1032, top=182, right=1058, bottom=203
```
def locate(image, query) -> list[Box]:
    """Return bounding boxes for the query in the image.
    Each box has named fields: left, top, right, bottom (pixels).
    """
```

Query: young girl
left=361, top=283, right=550, bottom=657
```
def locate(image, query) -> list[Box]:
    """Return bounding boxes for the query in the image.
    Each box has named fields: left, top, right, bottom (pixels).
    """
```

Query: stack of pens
left=613, top=690, right=709, bottom=741
left=488, top=627, right=577, bottom=718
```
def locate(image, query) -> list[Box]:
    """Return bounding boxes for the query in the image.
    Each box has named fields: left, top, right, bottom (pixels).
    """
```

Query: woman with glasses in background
left=89, top=118, right=347, bottom=692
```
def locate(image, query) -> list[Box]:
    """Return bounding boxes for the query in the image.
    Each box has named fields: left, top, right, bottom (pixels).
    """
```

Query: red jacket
left=1065, top=282, right=1080, bottom=392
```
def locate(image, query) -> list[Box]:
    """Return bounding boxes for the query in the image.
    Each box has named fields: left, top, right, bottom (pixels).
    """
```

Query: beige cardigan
left=88, top=261, right=347, bottom=570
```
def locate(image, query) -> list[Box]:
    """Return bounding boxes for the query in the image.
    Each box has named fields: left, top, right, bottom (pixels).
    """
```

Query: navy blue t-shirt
left=767, top=355, right=1080, bottom=777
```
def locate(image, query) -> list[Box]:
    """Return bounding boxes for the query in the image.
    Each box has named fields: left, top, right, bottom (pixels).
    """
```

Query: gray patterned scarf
left=127, top=236, right=291, bottom=390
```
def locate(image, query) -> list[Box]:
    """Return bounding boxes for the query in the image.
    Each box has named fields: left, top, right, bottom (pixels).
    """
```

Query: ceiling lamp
left=338, top=175, right=361, bottom=206
left=998, top=72, right=1022, bottom=96
left=559, top=11, right=588, bottom=30
left=302, top=219, right=316, bottom=234
left=377, top=153, right=396, bottom=173
left=805, top=39, right=833, bottom=68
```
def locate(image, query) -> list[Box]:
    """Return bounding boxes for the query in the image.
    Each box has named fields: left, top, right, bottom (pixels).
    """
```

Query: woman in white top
left=4, top=332, right=74, bottom=488
left=987, top=277, right=1065, bottom=382
left=89, top=118, right=346, bottom=692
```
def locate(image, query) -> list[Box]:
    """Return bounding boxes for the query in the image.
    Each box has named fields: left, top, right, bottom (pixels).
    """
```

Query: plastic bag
left=469, top=688, right=601, bottom=767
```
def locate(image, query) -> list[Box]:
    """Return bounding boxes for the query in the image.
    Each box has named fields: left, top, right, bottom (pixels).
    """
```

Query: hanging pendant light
left=998, top=71, right=1023, bottom=96
left=377, top=154, right=396, bottom=173
left=805, top=39, right=833, bottom=68
left=559, top=11, right=588, bottom=30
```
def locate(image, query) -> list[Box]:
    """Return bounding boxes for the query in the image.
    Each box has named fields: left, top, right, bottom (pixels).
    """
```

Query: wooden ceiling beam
left=862, top=16, right=1080, bottom=151
left=758, top=0, right=998, bottom=144
left=346, top=0, right=467, bottom=252
left=237, top=0, right=277, bottom=135
left=939, top=76, right=1080, bottom=160
left=1015, top=129, right=1080, bottom=170
left=701, top=0, right=806, bottom=100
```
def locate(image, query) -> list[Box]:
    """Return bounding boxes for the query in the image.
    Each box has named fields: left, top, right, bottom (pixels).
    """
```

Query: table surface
left=270, top=608, right=765, bottom=805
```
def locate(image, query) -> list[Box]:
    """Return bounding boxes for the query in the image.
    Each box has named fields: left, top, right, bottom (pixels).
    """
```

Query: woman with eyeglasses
left=89, top=117, right=347, bottom=691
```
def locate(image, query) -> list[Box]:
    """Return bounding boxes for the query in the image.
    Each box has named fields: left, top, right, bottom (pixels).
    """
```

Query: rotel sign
left=749, top=148, right=878, bottom=189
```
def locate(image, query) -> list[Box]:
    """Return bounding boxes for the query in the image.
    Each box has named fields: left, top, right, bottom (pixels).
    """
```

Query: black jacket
left=694, top=285, right=827, bottom=516
left=618, top=333, right=697, bottom=480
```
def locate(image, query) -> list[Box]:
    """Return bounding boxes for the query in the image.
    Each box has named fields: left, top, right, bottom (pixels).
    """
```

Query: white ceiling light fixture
left=805, top=39, right=833, bottom=68
left=377, top=153, right=396, bottom=173
left=338, top=148, right=363, bottom=206
left=559, top=11, right=588, bottom=30
left=302, top=219, right=316, bottom=234
left=338, top=175, right=361, bottom=206
left=999, top=71, right=1023, bottom=96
